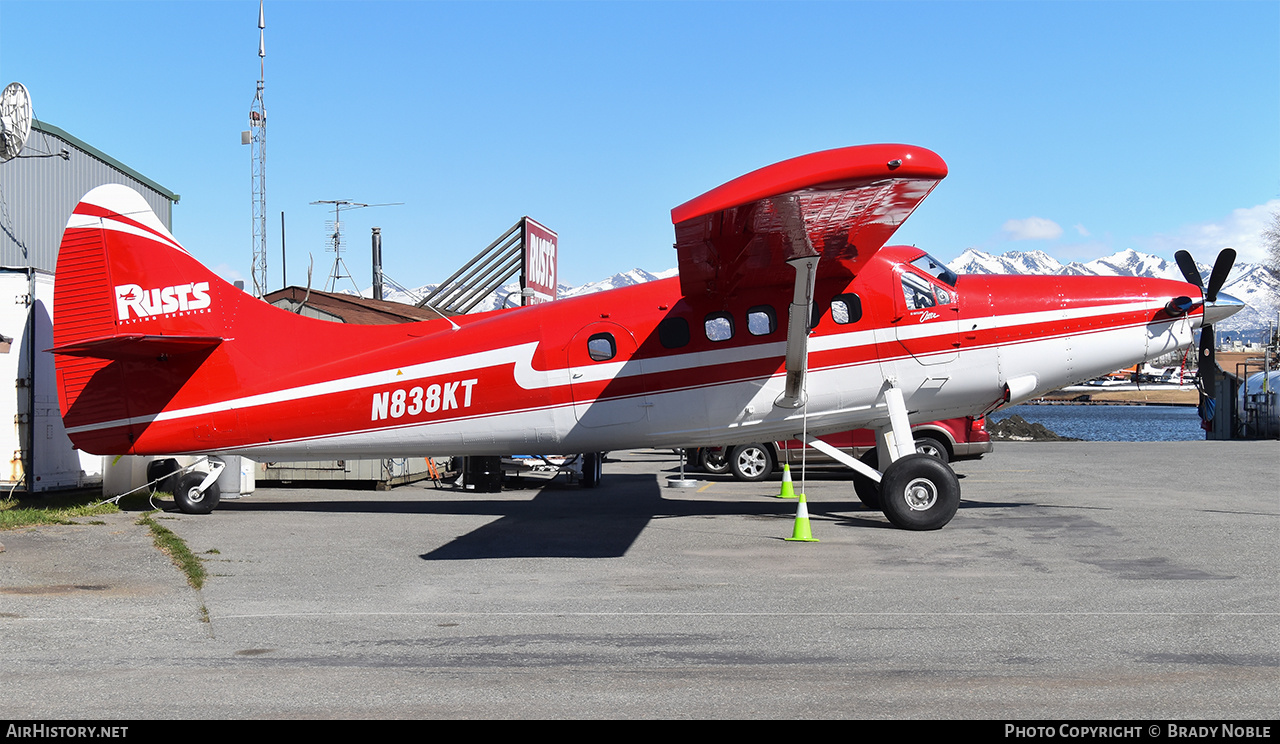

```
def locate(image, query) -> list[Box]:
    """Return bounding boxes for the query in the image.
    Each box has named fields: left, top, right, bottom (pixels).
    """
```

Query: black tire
left=913, top=435, right=950, bottom=463
left=853, top=448, right=882, bottom=510
left=879, top=454, right=960, bottom=531
left=581, top=452, right=603, bottom=488
left=729, top=443, right=773, bottom=482
left=173, top=472, right=220, bottom=515
left=699, top=447, right=730, bottom=475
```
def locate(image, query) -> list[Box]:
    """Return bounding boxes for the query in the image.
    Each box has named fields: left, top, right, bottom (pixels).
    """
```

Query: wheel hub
left=738, top=451, right=766, bottom=477
left=903, top=477, right=938, bottom=511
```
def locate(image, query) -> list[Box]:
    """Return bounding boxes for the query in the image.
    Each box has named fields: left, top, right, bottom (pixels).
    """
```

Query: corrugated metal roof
left=265, top=286, right=454, bottom=325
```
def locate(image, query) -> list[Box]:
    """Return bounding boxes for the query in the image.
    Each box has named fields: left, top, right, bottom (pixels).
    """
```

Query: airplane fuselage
left=60, top=244, right=1199, bottom=461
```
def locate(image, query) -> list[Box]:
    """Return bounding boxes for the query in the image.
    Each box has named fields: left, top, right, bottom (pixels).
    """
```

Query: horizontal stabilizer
left=48, top=334, right=223, bottom=359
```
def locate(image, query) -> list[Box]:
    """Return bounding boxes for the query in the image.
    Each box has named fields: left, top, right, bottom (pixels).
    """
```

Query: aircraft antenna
left=242, top=1, right=268, bottom=297
left=310, top=199, right=402, bottom=294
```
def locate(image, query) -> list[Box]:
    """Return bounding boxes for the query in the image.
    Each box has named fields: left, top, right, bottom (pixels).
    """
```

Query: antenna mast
left=310, top=199, right=403, bottom=294
left=248, top=0, right=268, bottom=297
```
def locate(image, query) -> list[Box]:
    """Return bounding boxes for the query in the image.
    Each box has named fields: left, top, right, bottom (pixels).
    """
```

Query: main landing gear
left=807, top=387, right=963, bottom=530
left=874, top=453, right=960, bottom=530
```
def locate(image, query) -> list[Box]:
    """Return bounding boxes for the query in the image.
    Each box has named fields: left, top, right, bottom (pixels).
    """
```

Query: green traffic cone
left=777, top=463, right=797, bottom=499
left=785, top=493, right=819, bottom=542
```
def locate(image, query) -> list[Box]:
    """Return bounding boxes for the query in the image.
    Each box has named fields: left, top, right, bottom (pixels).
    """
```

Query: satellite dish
left=0, top=82, right=33, bottom=162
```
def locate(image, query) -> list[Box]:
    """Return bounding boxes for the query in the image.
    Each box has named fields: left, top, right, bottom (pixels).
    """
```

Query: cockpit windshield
left=910, top=254, right=958, bottom=287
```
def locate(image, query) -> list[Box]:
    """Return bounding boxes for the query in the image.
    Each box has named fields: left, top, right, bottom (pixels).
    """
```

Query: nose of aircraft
left=1203, top=291, right=1245, bottom=325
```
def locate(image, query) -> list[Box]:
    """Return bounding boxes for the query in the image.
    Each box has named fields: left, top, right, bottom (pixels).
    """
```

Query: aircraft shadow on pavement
left=204, top=473, right=1009, bottom=560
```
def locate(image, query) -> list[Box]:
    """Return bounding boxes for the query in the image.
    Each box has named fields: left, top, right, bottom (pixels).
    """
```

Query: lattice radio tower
left=248, top=0, right=268, bottom=297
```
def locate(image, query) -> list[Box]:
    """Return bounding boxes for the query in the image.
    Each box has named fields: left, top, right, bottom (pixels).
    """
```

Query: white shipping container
left=0, top=269, right=101, bottom=491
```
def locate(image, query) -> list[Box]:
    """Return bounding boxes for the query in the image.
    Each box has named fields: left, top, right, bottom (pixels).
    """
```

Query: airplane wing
left=671, top=144, right=947, bottom=299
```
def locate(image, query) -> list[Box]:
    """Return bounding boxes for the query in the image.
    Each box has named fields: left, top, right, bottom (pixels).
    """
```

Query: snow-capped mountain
left=949, top=248, right=1279, bottom=336
left=560, top=267, right=679, bottom=299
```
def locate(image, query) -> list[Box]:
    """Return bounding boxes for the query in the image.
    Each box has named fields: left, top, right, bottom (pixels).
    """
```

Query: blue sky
left=2, top=1, right=1277, bottom=290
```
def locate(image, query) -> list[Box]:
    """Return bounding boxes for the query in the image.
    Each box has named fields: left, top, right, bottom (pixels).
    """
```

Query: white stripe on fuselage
left=66, top=296, right=1183, bottom=436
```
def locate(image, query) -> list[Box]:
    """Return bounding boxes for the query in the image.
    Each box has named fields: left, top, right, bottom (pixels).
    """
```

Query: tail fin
left=53, top=184, right=237, bottom=454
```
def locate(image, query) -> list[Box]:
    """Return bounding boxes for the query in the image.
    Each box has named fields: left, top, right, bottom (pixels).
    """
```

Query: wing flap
left=671, top=144, right=947, bottom=298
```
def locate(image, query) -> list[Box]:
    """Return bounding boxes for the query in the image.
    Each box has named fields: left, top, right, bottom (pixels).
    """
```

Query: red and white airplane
left=50, top=144, right=1242, bottom=528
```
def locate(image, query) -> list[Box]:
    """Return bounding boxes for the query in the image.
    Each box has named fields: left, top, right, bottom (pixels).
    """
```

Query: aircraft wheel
left=581, top=452, right=603, bottom=488
left=699, top=447, right=730, bottom=475
left=913, top=435, right=950, bottom=463
left=879, top=454, right=959, bottom=531
left=174, top=472, right=220, bottom=515
left=853, top=449, right=882, bottom=510
left=729, top=443, right=773, bottom=482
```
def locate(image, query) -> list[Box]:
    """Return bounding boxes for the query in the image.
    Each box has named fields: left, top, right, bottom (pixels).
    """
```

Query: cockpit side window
left=902, top=272, right=939, bottom=311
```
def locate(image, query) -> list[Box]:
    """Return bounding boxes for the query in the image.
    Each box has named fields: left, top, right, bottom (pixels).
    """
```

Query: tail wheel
left=174, top=472, right=221, bottom=515
left=879, top=454, right=959, bottom=531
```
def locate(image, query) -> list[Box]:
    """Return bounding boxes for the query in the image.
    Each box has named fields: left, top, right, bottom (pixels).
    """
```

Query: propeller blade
left=1174, top=250, right=1203, bottom=289
left=1205, top=248, right=1236, bottom=303
left=1198, top=325, right=1217, bottom=392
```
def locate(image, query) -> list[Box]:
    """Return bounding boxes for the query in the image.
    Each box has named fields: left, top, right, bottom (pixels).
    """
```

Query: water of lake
left=991, top=404, right=1205, bottom=442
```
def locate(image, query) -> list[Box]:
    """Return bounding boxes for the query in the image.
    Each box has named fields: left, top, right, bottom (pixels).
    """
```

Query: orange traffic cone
left=777, top=463, right=797, bottom=499
left=785, top=493, right=819, bottom=542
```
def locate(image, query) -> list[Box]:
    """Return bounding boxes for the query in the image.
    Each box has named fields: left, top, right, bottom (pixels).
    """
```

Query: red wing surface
left=671, top=144, right=947, bottom=299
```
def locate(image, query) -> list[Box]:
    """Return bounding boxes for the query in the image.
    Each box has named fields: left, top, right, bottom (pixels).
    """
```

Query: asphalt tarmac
left=1, top=441, right=1276, bottom=720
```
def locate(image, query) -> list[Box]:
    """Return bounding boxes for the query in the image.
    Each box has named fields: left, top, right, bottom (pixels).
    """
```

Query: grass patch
left=0, top=489, right=124, bottom=530
left=136, top=511, right=206, bottom=590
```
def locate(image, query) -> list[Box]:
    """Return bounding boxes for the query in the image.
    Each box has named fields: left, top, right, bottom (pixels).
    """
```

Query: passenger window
left=658, top=317, right=690, bottom=349
left=746, top=306, right=776, bottom=336
left=831, top=294, right=863, bottom=324
left=587, top=333, right=616, bottom=361
left=704, top=312, right=734, bottom=342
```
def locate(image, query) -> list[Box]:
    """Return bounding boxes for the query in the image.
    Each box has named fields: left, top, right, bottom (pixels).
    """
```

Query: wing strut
left=773, top=195, right=819, bottom=410
left=802, top=434, right=881, bottom=483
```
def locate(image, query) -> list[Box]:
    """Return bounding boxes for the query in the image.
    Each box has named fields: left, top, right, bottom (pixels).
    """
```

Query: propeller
left=1173, top=248, right=1239, bottom=427
left=1174, top=248, right=1236, bottom=304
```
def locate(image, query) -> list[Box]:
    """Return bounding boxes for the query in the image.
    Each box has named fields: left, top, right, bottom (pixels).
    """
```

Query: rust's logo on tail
left=114, top=282, right=212, bottom=323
